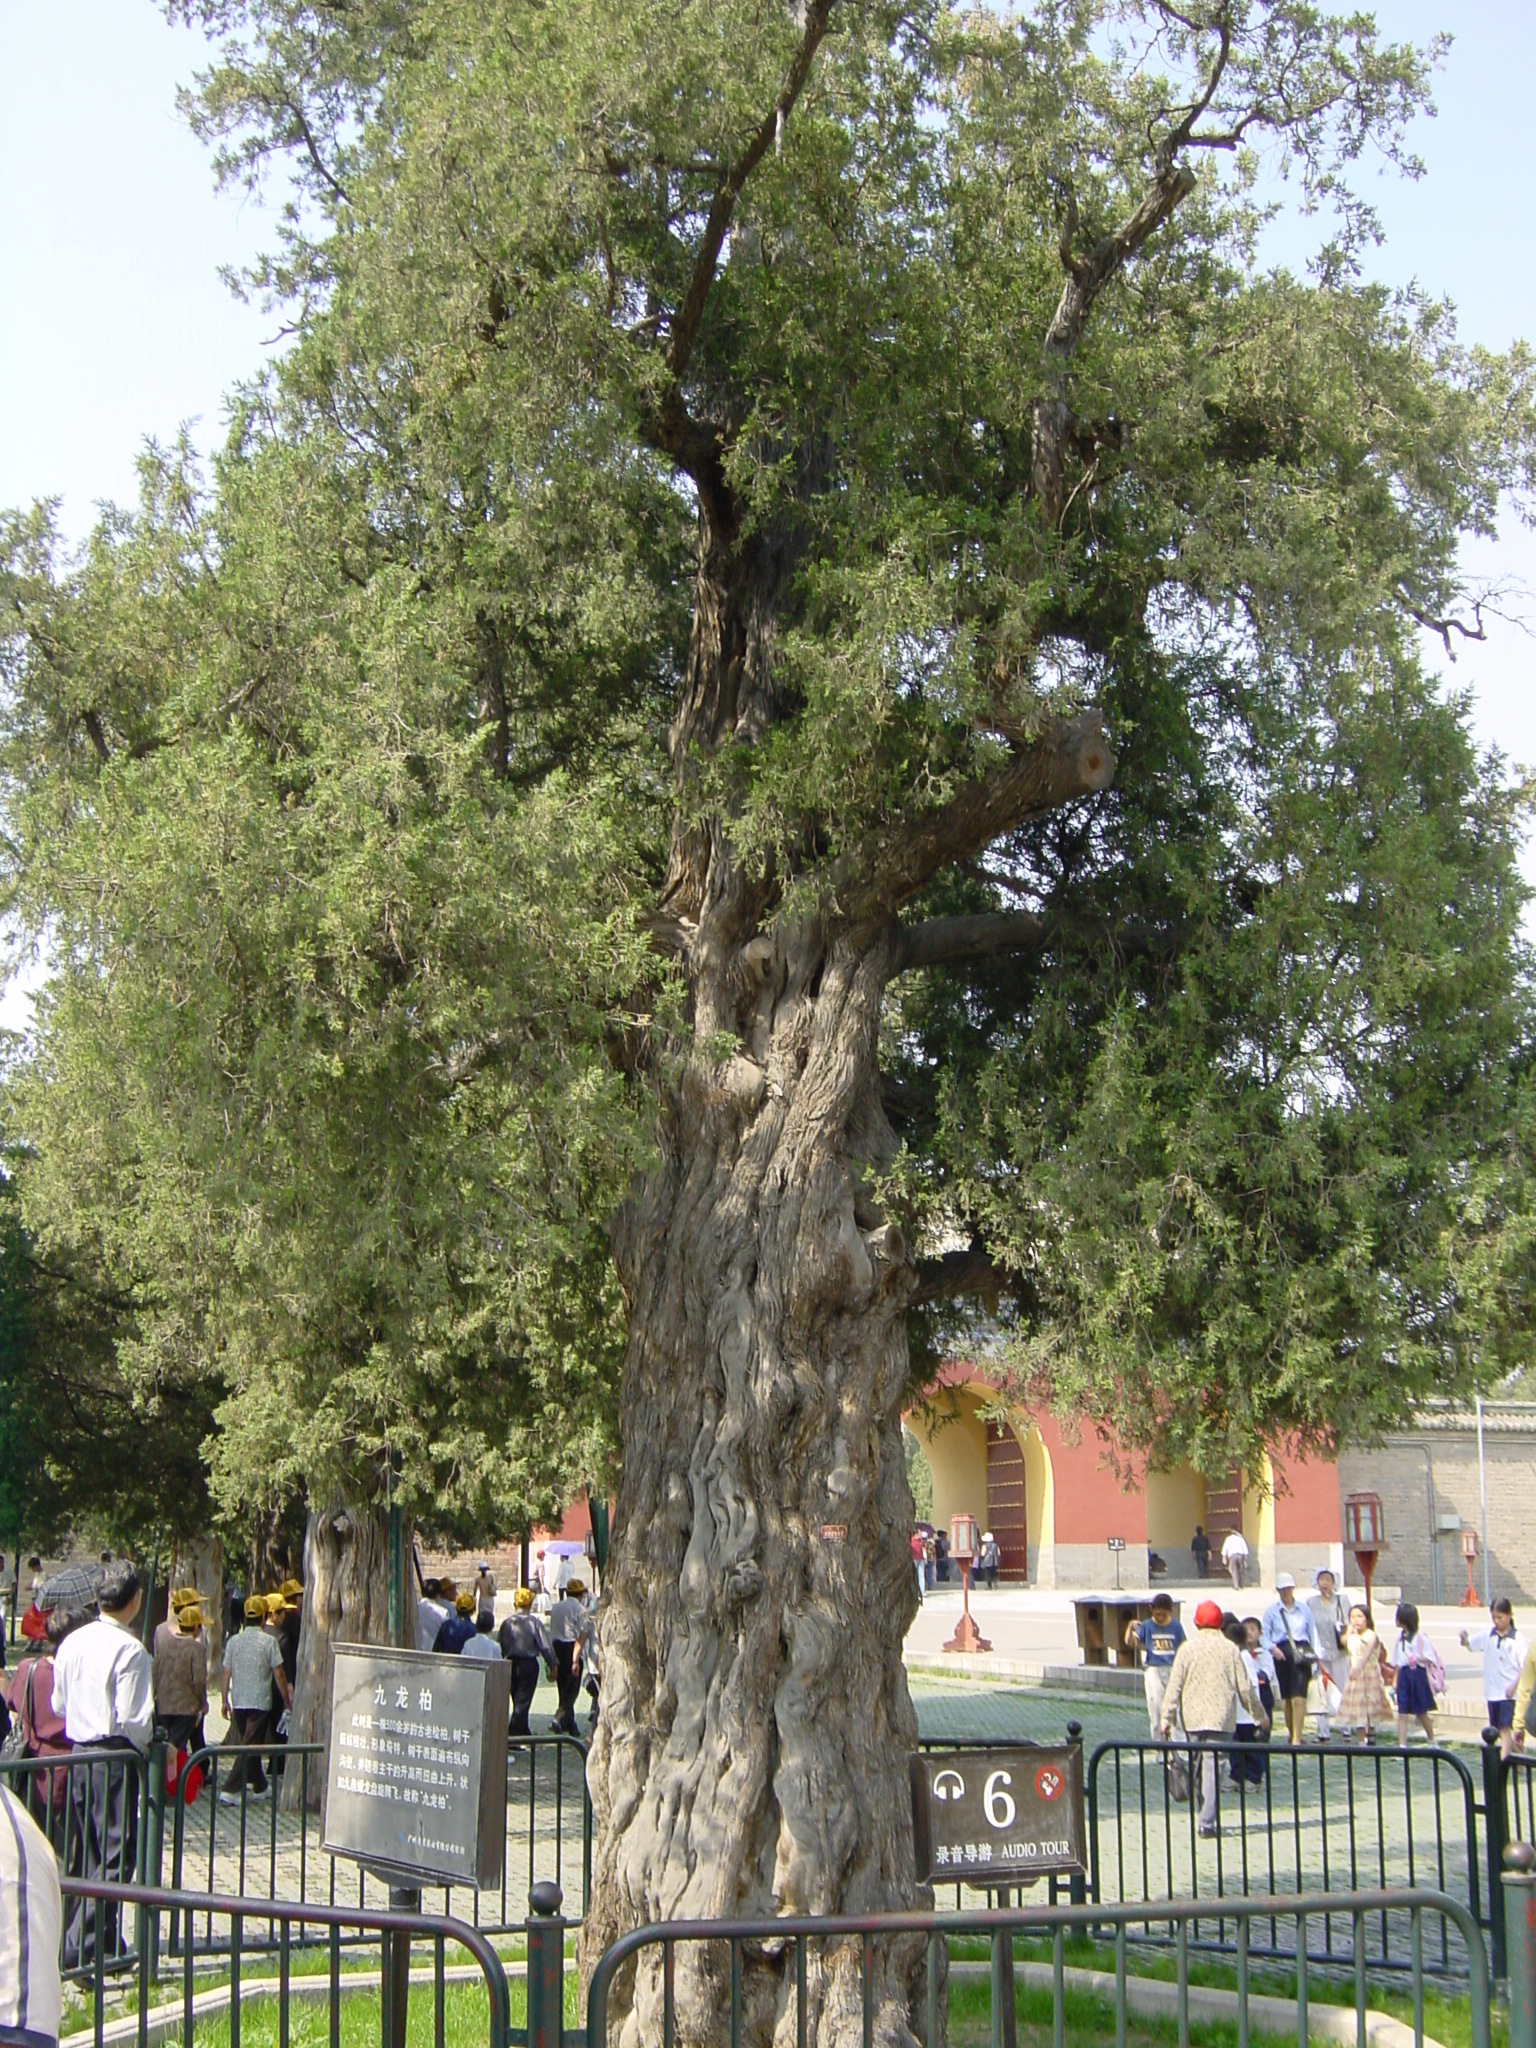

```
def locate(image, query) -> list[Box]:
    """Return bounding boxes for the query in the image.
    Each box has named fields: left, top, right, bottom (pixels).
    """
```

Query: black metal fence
left=582, top=1887, right=1493, bottom=2048
left=1083, top=1733, right=1483, bottom=1978
left=56, top=1870, right=1503, bottom=2048
left=20, top=1715, right=1536, bottom=2005
left=60, top=1875, right=515, bottom=2048
left=165, top=1732, right=591, bottom=1943
left=2, top=1747, right=167, bottom=1980
left=0, top=1727, right=590, bottom=1978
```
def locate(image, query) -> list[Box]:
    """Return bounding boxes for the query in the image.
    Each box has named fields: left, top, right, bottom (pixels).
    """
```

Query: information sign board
left=910, top=1745, right=1085, bottom=1886
left=323, top=1645, right=509, bottom=1890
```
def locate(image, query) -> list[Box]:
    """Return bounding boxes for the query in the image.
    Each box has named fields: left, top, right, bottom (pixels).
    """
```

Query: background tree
left=0, top=1159, right=216, bottom=1562
left=4, top=3, right=1536, bottom=2043
left=0, top=443, right=647, bottom=1760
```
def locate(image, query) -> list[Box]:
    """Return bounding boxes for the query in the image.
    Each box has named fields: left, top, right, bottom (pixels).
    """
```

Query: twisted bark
left=585, top=920, right=931, bottom=2048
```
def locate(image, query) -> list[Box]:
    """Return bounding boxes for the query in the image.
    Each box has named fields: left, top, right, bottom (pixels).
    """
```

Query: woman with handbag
left=1261, top=1574, right=1322, bottom=1746
left=1, top=1607, right=81, bottom=1832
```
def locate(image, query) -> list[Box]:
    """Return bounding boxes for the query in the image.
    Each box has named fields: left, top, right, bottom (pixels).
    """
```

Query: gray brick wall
left=1337, top=1415, right=1536, bottom=1609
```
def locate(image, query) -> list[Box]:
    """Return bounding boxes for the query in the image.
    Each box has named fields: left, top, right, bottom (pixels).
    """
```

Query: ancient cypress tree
left=5, top=3, right=1536, bottom=2041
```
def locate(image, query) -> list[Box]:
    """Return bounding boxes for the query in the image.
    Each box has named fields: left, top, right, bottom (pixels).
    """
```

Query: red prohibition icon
left=1034, top=1766, right=1064, bottom=1802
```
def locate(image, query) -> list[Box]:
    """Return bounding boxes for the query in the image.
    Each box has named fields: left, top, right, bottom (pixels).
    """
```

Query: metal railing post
left=386, top=1884, right=421, bottom=2048
left=527, top=1879, right=566, bottom=2048
left=142, top=1740, right=167, bottom=1981
left=1065, top=1723, right=1087, bottom=1908
left=1507, top=1843, right=1536, bottom=2048
left=1485, top=1729, right=1510, bottom=1982
left=989, top=1924, right=1017, bottom=2048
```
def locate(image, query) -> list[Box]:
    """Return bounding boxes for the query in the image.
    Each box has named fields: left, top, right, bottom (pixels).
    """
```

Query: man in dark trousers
left=498, top=1587, right=554, bottom=1735
left=1191, top=1526, right=1211, bottom=1579
left=52, top=1560, right=154, bottom=1967
left=547, top=1578, right=591, bottom=1735
left=221, top=1596, right=291, bottom=1796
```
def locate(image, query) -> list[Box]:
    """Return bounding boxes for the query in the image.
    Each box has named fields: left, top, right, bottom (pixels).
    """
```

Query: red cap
left=1194, top=1600, right=1224, bottom=1629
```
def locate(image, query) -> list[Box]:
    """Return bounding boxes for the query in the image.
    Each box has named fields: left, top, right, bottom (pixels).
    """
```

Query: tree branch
left=80, top=709, right=110, bottom=765
left=853, top=714, right=1115, bottom=927
left=1029, top=8, right=1234, bottom=523
left=894, top=910, right=1049, bottom=976
left=913, top=1239, right=1022, bottom=1310
left=665, top=0, right=836, bottom=380
left=1033, top=163, right=1195, bottom=520
left=428, top=1031, right=509, bottom=1092
left=1395, top=583, right=1488, bottom=659
left=284, top=96, right=351, bottom=207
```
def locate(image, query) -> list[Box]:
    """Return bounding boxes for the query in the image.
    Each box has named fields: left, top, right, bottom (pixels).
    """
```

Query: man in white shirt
left=51, top=1560, right=154, bottom=1969
left=1220, top=1528, right=1249, bottom=1590
left=461, top=1608, right=503, bottom=1663
left=0, top=1783, right=63, bottom=2048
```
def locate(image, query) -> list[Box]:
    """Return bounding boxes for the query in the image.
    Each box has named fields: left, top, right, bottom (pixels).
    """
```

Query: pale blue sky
left=0, top=0, right=1532, bottom=1002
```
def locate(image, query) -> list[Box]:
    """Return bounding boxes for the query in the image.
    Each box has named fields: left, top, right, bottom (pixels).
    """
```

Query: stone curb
left=949, top=1959, right=1444, bottom=2048
left=906, top=1653, right=1143, bottom=1693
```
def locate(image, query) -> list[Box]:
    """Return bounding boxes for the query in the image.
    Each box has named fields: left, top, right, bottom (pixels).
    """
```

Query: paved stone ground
left=905, top=1585, right=1504, bottom=1729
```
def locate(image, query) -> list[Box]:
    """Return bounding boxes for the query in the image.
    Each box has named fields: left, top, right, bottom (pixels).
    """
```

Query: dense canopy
left=4, top=3, right=1532, bottom=1527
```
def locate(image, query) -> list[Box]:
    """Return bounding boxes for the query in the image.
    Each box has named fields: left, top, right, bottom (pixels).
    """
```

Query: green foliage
left=0, top=429, right=660, bottom=1534
left=0, top=1164, right=215, bottom=1553
left=3, top=0, right=1536, bottom=1521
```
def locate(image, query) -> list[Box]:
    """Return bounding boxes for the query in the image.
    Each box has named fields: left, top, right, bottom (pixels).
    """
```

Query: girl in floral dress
left=1339, top=1603, right=1393, bottom=1741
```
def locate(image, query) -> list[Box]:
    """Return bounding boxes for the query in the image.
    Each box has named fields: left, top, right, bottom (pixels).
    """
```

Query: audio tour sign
left=910, top=1745, right=1085, bottom=1886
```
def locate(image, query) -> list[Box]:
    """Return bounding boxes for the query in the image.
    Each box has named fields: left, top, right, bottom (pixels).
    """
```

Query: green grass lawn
left=61, top=1965, right=581, bottom=2045
left=946, top=1931, right=1495, bottom=2048
left=63, top=1937, right=1497, bottom=2048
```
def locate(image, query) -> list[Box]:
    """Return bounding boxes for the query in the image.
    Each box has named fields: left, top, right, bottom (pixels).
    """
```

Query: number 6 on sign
left=983, top=1770, right=1016, bottom=1829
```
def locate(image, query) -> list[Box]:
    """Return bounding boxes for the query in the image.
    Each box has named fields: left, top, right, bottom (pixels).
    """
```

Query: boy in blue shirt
left=1126, top=1593, right=1186, bottom=1736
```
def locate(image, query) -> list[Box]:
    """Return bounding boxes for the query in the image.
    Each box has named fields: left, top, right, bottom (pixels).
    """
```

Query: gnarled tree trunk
left=585, top=913, right=931, bottom=2048
left=282, top=1503, right=413, bottom=1811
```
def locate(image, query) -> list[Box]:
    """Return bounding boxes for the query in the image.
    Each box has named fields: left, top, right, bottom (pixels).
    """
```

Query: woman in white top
left=1460, top=1599, right=1527, bottom=1734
